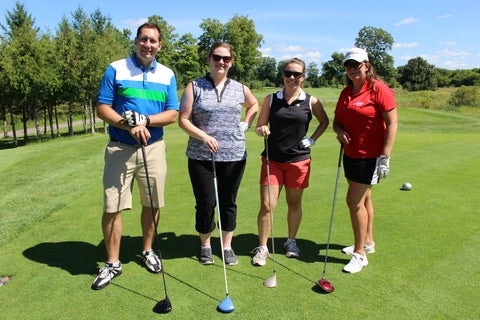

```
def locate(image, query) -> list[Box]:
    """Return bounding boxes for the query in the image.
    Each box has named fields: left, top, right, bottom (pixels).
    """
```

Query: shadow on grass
left=23, top=241, right=101, bottom=275
left=22, top=232, right=350, bottom=276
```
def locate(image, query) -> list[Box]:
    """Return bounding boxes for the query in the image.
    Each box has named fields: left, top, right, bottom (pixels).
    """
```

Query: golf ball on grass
left=401, top=182, right=412, bottom=191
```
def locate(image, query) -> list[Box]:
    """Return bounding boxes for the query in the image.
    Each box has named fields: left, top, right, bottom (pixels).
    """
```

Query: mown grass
left=1, top=95, right=479, bottom=319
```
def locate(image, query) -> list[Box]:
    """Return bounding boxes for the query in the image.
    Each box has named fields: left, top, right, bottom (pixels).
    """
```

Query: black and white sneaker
left=142, top=250, right=162, bottom=273
left=91, top=262, right=122, bottom=290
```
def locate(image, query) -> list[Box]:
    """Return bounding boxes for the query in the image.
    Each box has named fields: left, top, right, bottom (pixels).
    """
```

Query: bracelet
left=146, top=115, right=150, bottom=126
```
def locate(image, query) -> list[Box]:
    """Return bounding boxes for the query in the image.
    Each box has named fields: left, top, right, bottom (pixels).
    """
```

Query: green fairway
left=1, top=102, right=479, bottom=319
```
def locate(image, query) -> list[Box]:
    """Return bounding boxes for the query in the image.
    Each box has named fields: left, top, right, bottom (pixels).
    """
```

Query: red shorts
left=260, top=157, right=311, bottom=189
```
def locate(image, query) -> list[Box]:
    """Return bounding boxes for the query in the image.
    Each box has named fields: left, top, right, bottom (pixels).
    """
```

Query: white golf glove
left=122, top=110, right=149, bottom=126
left=378, top=155, right=390, bottom=178
left=240, top=121, right=250, bottom=132
left=300, top=136, right=315, bottom=148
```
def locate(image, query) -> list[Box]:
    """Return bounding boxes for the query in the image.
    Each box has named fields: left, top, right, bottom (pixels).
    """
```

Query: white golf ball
left=402, top=182, right=412, bottom=190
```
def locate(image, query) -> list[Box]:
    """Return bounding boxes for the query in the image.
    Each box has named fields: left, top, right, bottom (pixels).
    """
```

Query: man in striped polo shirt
left=92, top=22, right=179, bottom=290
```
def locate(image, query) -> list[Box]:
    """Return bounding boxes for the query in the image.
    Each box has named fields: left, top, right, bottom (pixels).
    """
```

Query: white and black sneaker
left=91, top=262, right=122, bottom=290
left=142, top=250, right=162, bottom=273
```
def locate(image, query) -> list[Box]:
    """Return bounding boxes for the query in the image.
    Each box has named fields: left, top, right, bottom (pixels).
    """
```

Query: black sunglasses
left=212, top=54, right=232, bottom=63
left=284, top=70, right=304, bottom=78
left=344, top=60, right=364, bottom=69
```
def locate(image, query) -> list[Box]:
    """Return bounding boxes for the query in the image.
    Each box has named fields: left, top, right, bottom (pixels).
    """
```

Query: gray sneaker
left=223, top=249, right=238, bottom=266
left=142, top=250, right=162, bottom=273
left=199, top=247, right=214, bottom=265
left=284, top=239, right=300, bottom=258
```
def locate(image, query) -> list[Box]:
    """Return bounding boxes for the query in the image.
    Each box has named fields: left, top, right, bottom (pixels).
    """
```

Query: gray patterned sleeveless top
left=186, top=75, right=247, bottom=161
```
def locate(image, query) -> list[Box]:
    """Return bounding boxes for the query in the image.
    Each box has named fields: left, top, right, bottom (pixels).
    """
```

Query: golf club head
left=317, top=278, right=334, bottom=293
left=153, top=298, right=172, bottom=314
left=217, top=295, right=234, bottom=313
left=263, top=274, right=277, bottom=288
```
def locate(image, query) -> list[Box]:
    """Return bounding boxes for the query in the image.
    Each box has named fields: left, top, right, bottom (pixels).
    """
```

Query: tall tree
left=197, top=17, right=224, bottom=69
left=173, top=33, right=202, bottom=87
left=148, top=15, right=178, bottom=69
left=397, top=57, right=437, bottom=91
left=55, top=16, right=80, bottom=135
left=223, top=15, right=263, bottom=81
left=0, top=2, right=39, bottom=144
left=306, top=61, right=320, bottom=87
left=256, top=56, right=277, bottom=86
left=355, top=26, right=396, bottom=82
left=321, top=52, right=345, bottom=87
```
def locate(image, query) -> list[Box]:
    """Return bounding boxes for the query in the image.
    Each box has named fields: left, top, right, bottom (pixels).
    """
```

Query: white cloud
left=440, top=41, right=456, bottom=46
left=437, top=14, right=452, bottom=19
left=124, top=18, right=148, bottom=28
left=394, top=42, right=418, bottom=48
left=394, top=17, right=418, bottom=26
left=277, top=45, right=303, bottom=52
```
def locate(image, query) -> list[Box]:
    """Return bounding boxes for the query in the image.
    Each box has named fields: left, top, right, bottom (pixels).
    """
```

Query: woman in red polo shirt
left=333, top=47, right=398, bottom=273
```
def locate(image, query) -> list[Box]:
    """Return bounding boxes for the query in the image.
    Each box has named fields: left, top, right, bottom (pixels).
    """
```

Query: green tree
left=0, top=2, right=39, bottom=145
left=451, top=69, right=480, bottom=87
left=306, top=61, right=320, bottom=87
left=434, top=68, right=454, bottom=87
left=174, top=33, right=203, bottom=87
left=223, top=15, right=263, bottom=81
left=197, top=15, right=263, bottom=82
left=197, top=17, right=224, bottom=69
left=321, top=52, right=344, bottom=86
left=148, top=15, right=178, bottom=69
left=255, top=56, right=277, bottom=86
left=397, top=57, right=437, bottom=91
left=355, top=26, right=396, bottom=82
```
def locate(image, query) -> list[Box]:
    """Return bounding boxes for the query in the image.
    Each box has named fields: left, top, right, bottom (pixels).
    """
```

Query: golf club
left=140, top=144, right=172, bottom=314
left=317, top=144, right=344, bottom=293
left=211, top=152, right=235, bottom=313
left=263, top=137, right=277, bottom=288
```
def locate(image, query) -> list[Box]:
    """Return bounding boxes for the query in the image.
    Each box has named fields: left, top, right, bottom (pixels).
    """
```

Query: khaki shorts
left=103, top=139, right=166, bottom=213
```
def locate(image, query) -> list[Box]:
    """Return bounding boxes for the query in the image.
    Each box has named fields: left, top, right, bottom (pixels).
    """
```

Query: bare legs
left=102, top=205, right=158, bottom=263
left=346, top=180, right=374, bottom=256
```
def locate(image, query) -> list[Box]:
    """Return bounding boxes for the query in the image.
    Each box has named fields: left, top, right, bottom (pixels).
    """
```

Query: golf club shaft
left=322, top=144, right=344, bottom=276
left=140, top=144, right=170, bottom=298
left=265, top=138, right=276, bottom=274
left=211, top=152, right=230, bottom=296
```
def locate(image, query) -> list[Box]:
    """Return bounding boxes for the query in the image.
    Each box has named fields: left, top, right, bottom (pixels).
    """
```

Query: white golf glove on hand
left=240, top=121, right=250, bottom=132
left=122, top=110, right=149, bottom=126
left=378, top=155, right=390, bottom=178
left=300, top=136, right=315, bottom=148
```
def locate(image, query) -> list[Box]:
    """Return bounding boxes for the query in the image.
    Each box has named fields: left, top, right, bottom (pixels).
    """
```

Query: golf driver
left=263, top=137, right=277, bottom=288
left=317, top=144, right=344, bottom=293
left=211, top=152, right=235, bottom=313
left=140, top=144, right=172, bottom=314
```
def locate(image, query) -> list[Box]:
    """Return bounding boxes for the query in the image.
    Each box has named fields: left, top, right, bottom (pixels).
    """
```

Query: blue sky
left=1, top=0, right=479, bottom=70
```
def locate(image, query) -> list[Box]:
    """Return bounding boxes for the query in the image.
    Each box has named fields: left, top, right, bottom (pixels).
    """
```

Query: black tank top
left=264, top=90, right=312, bottom=163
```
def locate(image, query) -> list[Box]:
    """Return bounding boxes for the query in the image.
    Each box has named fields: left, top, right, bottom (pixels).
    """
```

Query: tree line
left=1, top=2, right=479, bottom=146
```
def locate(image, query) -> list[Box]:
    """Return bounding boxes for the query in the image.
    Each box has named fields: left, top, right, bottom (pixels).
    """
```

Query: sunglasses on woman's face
left=212, top=54, right=232, bottom=63
left=344, top=60, right=364, bottom=70
left=284, top=70, right=304, bottom=78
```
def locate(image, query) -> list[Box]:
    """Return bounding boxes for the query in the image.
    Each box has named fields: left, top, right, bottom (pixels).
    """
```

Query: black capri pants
left=188, top=158, right=246, bottom=233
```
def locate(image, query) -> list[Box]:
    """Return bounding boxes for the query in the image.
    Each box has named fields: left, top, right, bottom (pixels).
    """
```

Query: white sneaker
left=343, top=253, right=368, bottom=273
left=342, top=242, right=375, bottom=255
left=251, top=246, right=269, bottom=266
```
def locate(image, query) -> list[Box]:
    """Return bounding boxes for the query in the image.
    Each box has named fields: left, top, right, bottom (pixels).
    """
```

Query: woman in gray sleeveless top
left=179, top=42, right=258, bottom=266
